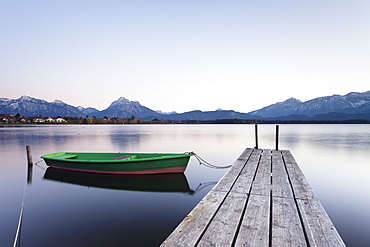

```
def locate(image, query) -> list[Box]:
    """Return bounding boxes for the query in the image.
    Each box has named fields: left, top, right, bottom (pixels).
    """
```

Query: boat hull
left=41, top=152, right=192, bottom=175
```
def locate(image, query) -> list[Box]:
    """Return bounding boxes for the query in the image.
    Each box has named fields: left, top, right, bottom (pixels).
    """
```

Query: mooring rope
left=186, top=152, right=232, bottom=169
left=34, top=159, right=46, bottom=170
left=192, top=181, right=218, bottom=194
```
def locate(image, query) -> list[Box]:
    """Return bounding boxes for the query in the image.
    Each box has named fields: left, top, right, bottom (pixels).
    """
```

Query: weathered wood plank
left=230, top=149, right=262, bottom=194
left=213, top=148, right=253, bottom=193
left=272, top=150, right=293, bottom=198
left=297, top=198, right=346, bottom=247
left=161, top=190, right=227, bottom=247
left=272, top=197, right=307, bottom=247
left=281, top=150, right=318, bottom=200
left=250, top=149, right=271, bottom=196
left=197, top=192, right=248, bottom=247
left=234, top=194, right=270, bottom=246
left=161, top=148, right=345, bottom=247
left=282, top=150, right=345, bottom=246
left=161, top=148, right=253, bottom=247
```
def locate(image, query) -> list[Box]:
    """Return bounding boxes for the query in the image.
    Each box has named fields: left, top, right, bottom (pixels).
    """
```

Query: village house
left=0, top=115, right=68, bottom=124
left=30, top=116, right=67, bottom=123
left=56, top=117, right=67, bottom=123
left=0, top=114, right=14, bottom=122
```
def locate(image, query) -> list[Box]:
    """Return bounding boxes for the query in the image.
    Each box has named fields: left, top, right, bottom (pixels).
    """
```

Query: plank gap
left=195, top=148, right=255, bottom=246
left=282, top=151, right=312, bottom=247
left=231, top=149, right=264, bottom=247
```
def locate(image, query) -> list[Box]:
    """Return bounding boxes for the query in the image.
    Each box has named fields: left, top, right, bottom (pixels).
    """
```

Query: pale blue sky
left=1, top=0, right=369, bottom=113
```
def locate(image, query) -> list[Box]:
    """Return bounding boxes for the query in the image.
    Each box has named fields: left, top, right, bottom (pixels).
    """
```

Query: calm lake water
left=1, top=124, right=369, bottom=246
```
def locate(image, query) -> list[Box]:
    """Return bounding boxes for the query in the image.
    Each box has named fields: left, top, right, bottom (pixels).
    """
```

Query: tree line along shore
left=1, top=113, right=369, bottom=125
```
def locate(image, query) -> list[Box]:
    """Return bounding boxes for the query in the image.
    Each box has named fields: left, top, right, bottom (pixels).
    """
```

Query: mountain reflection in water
left=43, top=168, right=195, bottom=194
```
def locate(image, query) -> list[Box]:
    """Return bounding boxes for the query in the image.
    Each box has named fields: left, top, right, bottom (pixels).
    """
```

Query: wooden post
left=275, top=125, right=279, bottom=150
left=26, top=145, right=33, bottom=166
left=26, top=145, right=33, bottom=184
left=255, top=124, right=258, bottom=149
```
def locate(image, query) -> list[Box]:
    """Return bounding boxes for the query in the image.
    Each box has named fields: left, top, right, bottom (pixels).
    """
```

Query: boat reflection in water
left=43, top=168, right=195, bottom=194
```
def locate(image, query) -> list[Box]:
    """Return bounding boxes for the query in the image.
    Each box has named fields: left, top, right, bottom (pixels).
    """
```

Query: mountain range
left=1, top=91, right=370, bottom=121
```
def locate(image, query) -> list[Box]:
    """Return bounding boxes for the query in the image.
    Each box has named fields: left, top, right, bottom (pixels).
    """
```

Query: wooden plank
left=161, top=148, right=253, bottom=247
left=197, top=192, right=248, bottom=246
left=161, top=190, right=227, bottom=247
left=109, top=155, right=132, bottom=160
left=250, top=149, right=271, bottom=196
left=162, top=148, right=345, bottom=247
left=297, top=198, right=346, bottom=247
left=281, top=150, right=318, bottom=200
left=272, top=197, right=307, bottom=246
left=282, top=150, right=345, bottom=246
left=213, top=148, right=253, bottom=193
left=230, top=149, right=261, bottom=194
left=272, top=150, right=293, bottom=198
left=234, top=194, right=270, bottom=246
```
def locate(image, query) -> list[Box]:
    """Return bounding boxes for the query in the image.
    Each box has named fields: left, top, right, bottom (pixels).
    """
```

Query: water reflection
left=27, top=165, right=33, bottom=184
left=281, top=124, right=370, bottom=152
left=43, top=168, right=194, bottom=194
left=2, top=124, right=370, bottom=246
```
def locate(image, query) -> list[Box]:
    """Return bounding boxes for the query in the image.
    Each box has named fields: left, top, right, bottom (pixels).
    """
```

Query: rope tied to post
left=186, top=152, right=232, bottom=169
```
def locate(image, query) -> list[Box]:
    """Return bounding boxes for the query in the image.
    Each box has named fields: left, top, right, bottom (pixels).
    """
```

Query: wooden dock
left=161, top=148, right=345, bottom=246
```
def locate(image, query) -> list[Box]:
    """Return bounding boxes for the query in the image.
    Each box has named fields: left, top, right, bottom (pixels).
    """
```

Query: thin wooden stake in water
left=26, top=145, right=33, bottom=166
left=255, top=124, right=258, bottom=149
left=275, top=125, right=279, bottom=150
left=26, top=145, right=33, bottom=184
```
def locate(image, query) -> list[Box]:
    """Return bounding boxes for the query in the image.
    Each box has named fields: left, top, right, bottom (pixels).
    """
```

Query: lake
left=1, top=124, right=369, bottom=246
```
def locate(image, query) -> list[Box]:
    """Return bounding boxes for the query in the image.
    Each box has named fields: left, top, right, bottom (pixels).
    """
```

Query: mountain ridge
left=1, top=91, right=370, bottom=121
left=250, top=91, right=370, bottom=118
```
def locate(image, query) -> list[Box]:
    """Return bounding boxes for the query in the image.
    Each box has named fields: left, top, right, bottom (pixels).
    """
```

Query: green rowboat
left=41, top=152, right=193, bottom=175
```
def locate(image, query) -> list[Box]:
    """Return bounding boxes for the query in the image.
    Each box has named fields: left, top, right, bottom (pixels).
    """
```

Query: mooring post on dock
left=254, top=124, right=258, bottom=149
left=26, top=145, right=33, bottom=166
left=275, top=125, right=279, bottom=150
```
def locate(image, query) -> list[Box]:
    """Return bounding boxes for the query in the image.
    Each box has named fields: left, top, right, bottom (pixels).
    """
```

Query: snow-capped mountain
left=1, top=91, right=370, bottom=120
left=77, top=106, right=99, bottom=116
left=155, top=110, right=178, bottom=115
left=249, top=98, right=302, bottom=118
left=95, top=97, right=161, bottom=118
left=0, top=96, right=162, bottom=119
left=0, top=96, right=83, bottom=117
left=249, top=91, right=370, bottom=118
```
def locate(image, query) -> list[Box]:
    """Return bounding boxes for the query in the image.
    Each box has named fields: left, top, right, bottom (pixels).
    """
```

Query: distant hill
left=77, top=106, right=99, bottom=116
left=1, top=91, right=370, bottom=121
left=95, top=97, right=161, bottom=119
left=0, top=96, right=83, bottom=117
left=155, top=110, right=259, bottom=121
left=0, top=96, right=162, bottom=119
left=249, top=91, right=370, bottom=118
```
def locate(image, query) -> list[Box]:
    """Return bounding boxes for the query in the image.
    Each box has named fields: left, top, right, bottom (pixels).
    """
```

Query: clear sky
left=1, top=0, right=369, bottom=113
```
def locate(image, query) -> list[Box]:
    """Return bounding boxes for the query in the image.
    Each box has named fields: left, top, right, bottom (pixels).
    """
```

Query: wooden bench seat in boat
left=110, top=155, right=133, bottom=160
left=56, top=154, right=78, bottom=159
